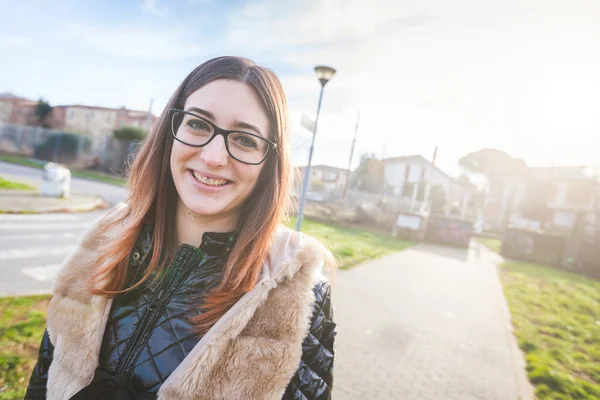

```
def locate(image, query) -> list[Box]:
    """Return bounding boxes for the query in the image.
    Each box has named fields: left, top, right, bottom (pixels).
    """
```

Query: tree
left=35, top=99, right=53, bottom=128
left=351, top=152, right=382, bottom=192
left=355, top=152, right=378, bottom=174
left=429, top=185, right=447, bottom=213
left=113, top=126, right=148, bottom=142
left=460, top=148, right=528, bottom=227
left=459, top=148, right=526, bottom=177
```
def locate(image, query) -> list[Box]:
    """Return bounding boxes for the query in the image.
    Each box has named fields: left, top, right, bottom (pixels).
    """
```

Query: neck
left=174, top=199, right=238, bottom=249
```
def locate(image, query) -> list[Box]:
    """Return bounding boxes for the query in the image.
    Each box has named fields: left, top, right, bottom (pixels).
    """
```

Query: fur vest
left=45, top=206, right=329, bottom=399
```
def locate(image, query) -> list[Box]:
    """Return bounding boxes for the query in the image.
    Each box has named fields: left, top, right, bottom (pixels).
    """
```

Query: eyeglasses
left=169, top=108, right=277, bottom=165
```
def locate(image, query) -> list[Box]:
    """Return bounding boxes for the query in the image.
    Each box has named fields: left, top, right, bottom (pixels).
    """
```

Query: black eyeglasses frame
left=169, top=108, right=277, bottom=165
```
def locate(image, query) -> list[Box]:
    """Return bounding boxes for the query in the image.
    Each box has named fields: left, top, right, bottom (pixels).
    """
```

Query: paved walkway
left=331, top=243, right=533, bottom=400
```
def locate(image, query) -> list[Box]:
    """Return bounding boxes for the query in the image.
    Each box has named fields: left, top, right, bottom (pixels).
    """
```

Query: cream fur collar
left=46, top=205, right=327, bottom=399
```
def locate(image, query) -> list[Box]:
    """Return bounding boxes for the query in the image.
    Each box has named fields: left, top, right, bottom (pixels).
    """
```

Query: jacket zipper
left=114, top=286, right=165, bottom=375
left=114, top=249, right=201, bottom=375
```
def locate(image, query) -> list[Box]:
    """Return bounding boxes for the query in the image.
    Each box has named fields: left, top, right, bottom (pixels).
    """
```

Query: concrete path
left=331, top=243, right=533, bottom=400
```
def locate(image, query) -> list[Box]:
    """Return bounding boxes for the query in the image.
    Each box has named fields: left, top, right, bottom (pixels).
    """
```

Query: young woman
left=25, top=56, right=336, bottom=400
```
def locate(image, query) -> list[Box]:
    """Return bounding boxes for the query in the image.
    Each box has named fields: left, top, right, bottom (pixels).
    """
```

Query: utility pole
left=342, top=112, right=360, bottom=199
left=420, top=145, right=438, bottom=213
left=145, top=98, right=154, bottom=130
left=381, top=141, right=387, bottom=196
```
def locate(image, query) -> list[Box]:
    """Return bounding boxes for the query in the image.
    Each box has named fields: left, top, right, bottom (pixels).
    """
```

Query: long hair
left=90, top=56, right=292, bottom=333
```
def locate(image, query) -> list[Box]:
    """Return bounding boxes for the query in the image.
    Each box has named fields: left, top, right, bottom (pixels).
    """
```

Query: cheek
left=239, top=164, right=263, bottom=189
left=170, top=143, right=195, bottom=171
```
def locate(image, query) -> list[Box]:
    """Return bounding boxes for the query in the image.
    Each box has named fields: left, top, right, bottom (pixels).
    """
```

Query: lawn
left=474, top=236, right=501, bottom=253
left=0, top=154, right=127, bottom=187
left=0, top=295, right=50, bottom=400
left=0, top=177, right=35, bottom=191
left=500, top=261, right=600, bottom=399
left=288, top=217, right=413, bottom=269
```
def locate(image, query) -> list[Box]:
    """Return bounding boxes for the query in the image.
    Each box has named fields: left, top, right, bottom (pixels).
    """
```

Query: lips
left=191, top=170, right=231, bottom=187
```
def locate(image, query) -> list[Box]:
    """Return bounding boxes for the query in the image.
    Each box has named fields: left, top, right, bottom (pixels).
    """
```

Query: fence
left=500, top=212, right=600, bottom=280
left=0, top=122, right=136, bottom=173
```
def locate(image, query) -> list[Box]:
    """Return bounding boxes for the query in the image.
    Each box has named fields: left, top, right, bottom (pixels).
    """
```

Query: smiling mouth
left=191, top=170, right=231, bottom=187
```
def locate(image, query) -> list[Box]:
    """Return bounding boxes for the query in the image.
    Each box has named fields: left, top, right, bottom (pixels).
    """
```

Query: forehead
left=184, top=79, right=270, bottom=137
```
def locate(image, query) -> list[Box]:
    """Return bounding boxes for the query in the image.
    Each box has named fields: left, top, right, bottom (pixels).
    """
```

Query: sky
left=1, top=0, right=598, bottom=177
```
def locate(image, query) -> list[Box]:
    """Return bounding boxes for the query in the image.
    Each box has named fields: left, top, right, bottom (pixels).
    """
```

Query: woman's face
left=170, top=79, right=270, bottom=223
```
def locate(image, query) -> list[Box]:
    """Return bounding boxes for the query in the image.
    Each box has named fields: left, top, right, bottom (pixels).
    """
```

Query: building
left=0, top=94, right=157, bottom=154
left=482, top=165, right=600, bottom=232
left=382, top=155, right=454, bottom=198
left=0, top=94, right=156, bottom=135
left=360, top=154, right=479, bottom=217
left=0, top=93, right=40, bottom=126
left=295, top=164, right=349, bottom=200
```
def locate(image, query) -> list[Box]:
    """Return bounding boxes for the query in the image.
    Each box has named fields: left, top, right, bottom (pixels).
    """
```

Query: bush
left=34, top=132, right=88, bottom=164
left=113, top=126, right=148, bottom=142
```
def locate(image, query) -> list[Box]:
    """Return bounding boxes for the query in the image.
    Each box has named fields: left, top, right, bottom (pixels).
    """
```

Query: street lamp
left=296, top=65, right=336, bottom=231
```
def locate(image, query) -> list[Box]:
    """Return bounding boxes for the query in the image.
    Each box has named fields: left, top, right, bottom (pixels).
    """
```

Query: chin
left=184, top=199, right=230, bottom=217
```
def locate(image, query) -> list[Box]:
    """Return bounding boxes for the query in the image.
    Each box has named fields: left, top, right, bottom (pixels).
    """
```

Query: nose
left=200, top=134, right=229, bottom=167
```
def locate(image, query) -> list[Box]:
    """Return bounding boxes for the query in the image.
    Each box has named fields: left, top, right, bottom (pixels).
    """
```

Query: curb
left=0, top=195, right=109, bottom=214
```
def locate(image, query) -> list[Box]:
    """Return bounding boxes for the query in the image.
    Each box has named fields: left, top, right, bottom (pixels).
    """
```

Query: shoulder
left=52, top=203, right=129, bottom=299
left=266, top=225, right=334, bottom=281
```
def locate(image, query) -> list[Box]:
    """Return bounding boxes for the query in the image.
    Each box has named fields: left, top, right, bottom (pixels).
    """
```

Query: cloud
left=0, top=36, right=33, bottom=48
left=141, top=0, right=168, bottom=17
left=63, top=24, right=205, bottom=60
left=223, top=0, right=432, bottom=57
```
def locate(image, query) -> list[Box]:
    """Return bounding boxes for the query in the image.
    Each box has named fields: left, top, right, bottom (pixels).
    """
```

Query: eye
left=186, top=118, right=211, bottom=132
left=234, top=134, right=258, bottom=149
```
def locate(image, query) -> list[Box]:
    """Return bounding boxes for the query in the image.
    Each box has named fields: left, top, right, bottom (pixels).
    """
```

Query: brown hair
left=90, top=56, right=292, bottom=333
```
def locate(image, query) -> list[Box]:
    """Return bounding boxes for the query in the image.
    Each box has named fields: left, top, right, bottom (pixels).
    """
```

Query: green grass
left=474, top=236, right=501, bottom=253
left=0, top=295, right=50, bottom=400
left=0, top=154, right=127, bottom=187
left=500, top=261, right=600, bottom=399
left=288, top=217, right=413, bottom=269
left=0, top=177, right=35, bottom=190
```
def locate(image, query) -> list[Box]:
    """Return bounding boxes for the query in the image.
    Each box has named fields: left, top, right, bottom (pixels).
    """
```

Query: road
left=0, top=161, right=128, bottom=206
left=0, top=161, right=127, bottom=296
left=0, top=210, right=111, bottom=296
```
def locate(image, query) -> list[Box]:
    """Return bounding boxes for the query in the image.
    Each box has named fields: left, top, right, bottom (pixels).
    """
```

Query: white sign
left=301, top=114, right=316, bottom=133
left=396, top=214, right=422, bottom=230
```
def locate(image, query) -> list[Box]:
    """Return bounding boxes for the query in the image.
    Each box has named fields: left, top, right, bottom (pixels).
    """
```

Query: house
left=0, top=94, right=157, bottom=153
left=294, top=164, right=349, bottom=200
left=380, top=155, right=456, bottom=213
left=0, top=93, right=40, bottom=126
left=482, top=165, right=600, bottom=232
left=382, top=155, right=454, bottom=197
left=0, top=94, right=156, bottom=135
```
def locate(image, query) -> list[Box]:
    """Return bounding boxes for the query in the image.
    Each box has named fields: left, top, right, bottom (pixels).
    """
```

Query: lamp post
left=296, top=65, right=336, bottom=231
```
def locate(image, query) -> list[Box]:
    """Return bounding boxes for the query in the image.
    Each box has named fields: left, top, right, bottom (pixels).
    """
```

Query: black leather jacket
left=26, top=228, right=336, bottom=399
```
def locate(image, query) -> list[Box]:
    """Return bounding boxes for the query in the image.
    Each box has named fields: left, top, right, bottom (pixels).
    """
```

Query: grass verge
left=0, top=154, right=127, bottom=187
left=474, top=236, right=501, bottom=253
left=0, top=295, right=50, bottom=400
left=0, top=177, right=35, bottom=190
left=288, top=217, right=412, bottom=269
left=500, top=261, right=600, bottom=399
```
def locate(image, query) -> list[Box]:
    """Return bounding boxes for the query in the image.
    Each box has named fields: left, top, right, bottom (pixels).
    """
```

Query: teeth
left=192, top=171, right=228, bottom=186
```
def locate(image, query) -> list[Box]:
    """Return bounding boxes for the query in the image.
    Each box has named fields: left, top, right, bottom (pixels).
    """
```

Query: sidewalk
left=0, top=189, right=105, bottom=213
left=331, top=242, right=533, bottom=400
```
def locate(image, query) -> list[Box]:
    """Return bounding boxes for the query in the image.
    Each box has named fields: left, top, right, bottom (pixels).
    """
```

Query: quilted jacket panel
left=25, top=228, right=336, bottom=399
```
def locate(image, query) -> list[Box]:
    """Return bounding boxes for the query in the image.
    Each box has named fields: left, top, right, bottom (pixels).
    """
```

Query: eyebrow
left=185, top=106, right=265, bottom=137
